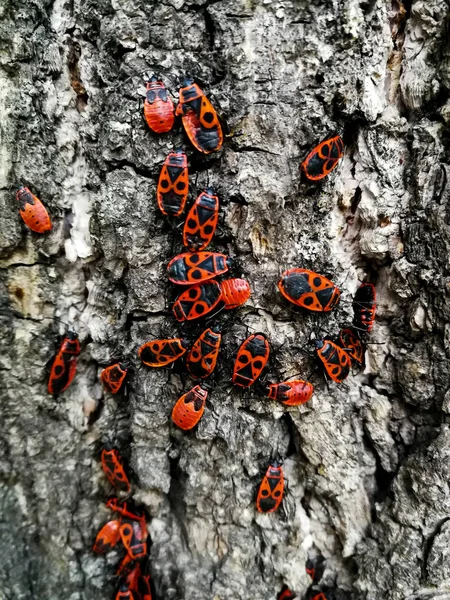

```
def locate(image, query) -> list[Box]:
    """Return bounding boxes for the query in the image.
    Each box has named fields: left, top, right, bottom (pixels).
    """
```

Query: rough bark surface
left=1, top=0, right=450, bottom=599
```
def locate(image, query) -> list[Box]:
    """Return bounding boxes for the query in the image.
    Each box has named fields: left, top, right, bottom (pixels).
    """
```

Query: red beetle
left=186, top=326, right=221, bottom=379
left=278, top=585, right=297, bottom=600
left=256, top=462, right=284, bottom=513
left=16, top=186, right=52, bottom=233
left=172, top=280, right=223, bottom=322
left=315, top=339, right=351, bottom=383
left=267, top=380, right=314, bottom=406
left=144, top=75, right=175, bottom=134
left=167, top=252, right=231, bottom=285
left=278, top=269, right=340, bottom=312
left=100, top=362, right=128, bottom=394
left=157, top=150, right=189, bottom=217
left=232, top=334, right=270, bottom=388
left=353, top=282, right=376, bottom=332
left=93, top=519, right=122, bottom=553
left=301, top=135, right=344, bottom=180
left=138, top=338, right=189, bottom=367
left=221, top=278, right=251, bottom=310
left=101, top=447, right=131, bottom=493
left=172, top=385, right=208, bottom=430
left=183, top=188, right=219, bottom=251
left=176, top=79, right=223, bottom=154
left=48, top=332, right=81, bottom=395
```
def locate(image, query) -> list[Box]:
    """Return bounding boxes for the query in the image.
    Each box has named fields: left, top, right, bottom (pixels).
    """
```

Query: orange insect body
left=221, top=278, right=251, bottom=309
left=172, top=280, right=223, bottom=322
left=256, top=463, right=284, bottom=513
left=93, top=519, right=122, bottom=553
left=301, top=135, right=344, bottom=180
left=120, top=517, right=148, bottom=559
left=353, top=282, right=376, bottom=332
left=232, top=333, right=270, bottom=388
left=186, top=326, right=221, bottom=379
left=278, top=268, right=340, bottom=312
left=157, top=150, right=189, bottom=217
left=339, top=327, right=364, bottom=365
left=315, top=339, right=351, bottom=383
left=101, top=447, right=130, bottom=493
left=48, top=332, right=81, bottom=395
left=183, top=188, right=219, bottom=251
left=176, top=79, right=223, bottom=154
left=138, top=338, right=189, bottom=367
left=172, top=385, right=208, bottom=430
left=100, top=363, right=128, bottom=394
left=167, top=251, right=231, bottom=285
left=277, top=585, right=297, bottom=600
left=267, top=380, right=314, bottom=406
left=16, top=186, right=52, bottom=233
left=116, top=553, right=135, bottom=577
left=144, top=75, right=175, bottom=134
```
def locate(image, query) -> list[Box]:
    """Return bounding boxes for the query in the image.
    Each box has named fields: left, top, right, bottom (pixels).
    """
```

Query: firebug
left=315, top=339, right=351, bottom=383
left=267, top=380, right=314, bottom=406
left=176, top=79, right=223, bottom=154
left=157, top=149, right=189, bottom=217
left=171, top=384, right=208, bottom=430
left=167, top=251, right=231, bottom=285
left=144, top=75, right=175, bottom=134
left=232, top=333, right=270, bottom=388
left=48, top=332, right=81, bottom=395
left=353, top=283, right=376, bottom=332
left=339, top=327, right=364, bottom=365
left=120, top=517, right=148, bottom=559
left=221, top=278, right=251, bottom=310
left=101, top=362, right=128, bottom=394
left=278, top=269, right=340, bottom=312
left=101, top=447, right=131, bottom=493
left=278, top=585, right=297, bottom=600
left=138, top=338, right=189, bottom=367
left=186, top=326, right=221, bottom=379
left=93, top=519, right=122, bottom=553
left=301, top=135, right=344, bottom=180
left=172, top=280, right=223, bottom=322
left=256, top=462, right=284, bottom=513
left=183, top=188, right=219, bottom=251
left=16, top=186, right=52, bottom=233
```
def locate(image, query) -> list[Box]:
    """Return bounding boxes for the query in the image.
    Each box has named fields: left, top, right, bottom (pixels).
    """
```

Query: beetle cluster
left=15, top=70, right=373, bottom=599
left=278, top=268, right=376, bottom=384
left=93, top=447, right=152, bottom=598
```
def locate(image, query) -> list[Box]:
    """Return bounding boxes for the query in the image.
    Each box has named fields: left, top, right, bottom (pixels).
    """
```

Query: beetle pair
left=145, top=77, right=222, bottom=154
left=94, top=498, right=148, bottom=561
left=139, top=327, right=221, bottom=380
left=314, top=282, right=376, bottom=383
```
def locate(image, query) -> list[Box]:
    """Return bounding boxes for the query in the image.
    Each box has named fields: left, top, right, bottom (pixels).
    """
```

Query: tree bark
left=1, top=0, right=450, bottom=598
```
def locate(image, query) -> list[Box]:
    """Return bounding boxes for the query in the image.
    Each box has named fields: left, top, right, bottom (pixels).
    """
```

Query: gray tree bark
left=1, top=0, right=450, bottom=598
